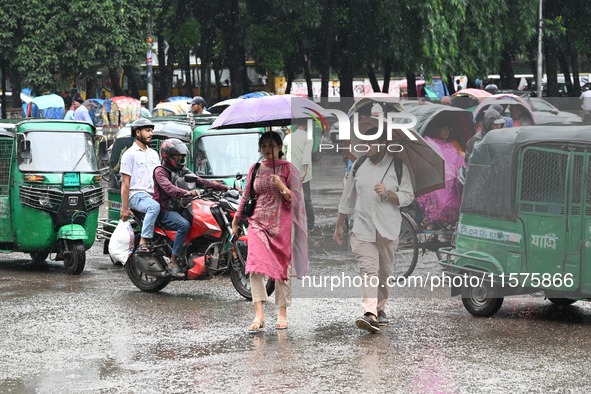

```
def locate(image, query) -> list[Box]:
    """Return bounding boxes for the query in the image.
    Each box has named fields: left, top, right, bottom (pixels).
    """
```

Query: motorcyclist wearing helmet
left=153, top=138, right=230, bottom=277
left=120, top=118, right=160, bottom=253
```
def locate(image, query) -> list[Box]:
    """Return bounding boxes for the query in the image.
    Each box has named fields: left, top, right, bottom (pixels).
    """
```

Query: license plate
left=63, top=172, right=80, bottom=187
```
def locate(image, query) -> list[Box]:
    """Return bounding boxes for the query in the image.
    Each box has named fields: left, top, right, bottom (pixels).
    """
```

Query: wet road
left=2, top=153, right=591, bottom=393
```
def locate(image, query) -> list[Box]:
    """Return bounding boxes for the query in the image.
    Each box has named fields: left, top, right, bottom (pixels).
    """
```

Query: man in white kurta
left=335, top=133, right=414, bottom=333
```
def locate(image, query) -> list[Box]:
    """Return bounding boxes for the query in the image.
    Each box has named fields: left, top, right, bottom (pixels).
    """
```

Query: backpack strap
left=351, top=155, right=369, bottom=178
left=353, top=155, right=404, bottom=186
left=394, top=157, right=403, bottom=186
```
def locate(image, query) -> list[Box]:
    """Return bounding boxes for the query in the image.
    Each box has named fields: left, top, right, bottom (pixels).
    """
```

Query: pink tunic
left=236, top=160, right=308, bottom=281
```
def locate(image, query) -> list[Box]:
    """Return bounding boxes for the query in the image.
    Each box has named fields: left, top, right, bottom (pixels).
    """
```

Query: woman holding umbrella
left=232, top=131, right=308, bottom=332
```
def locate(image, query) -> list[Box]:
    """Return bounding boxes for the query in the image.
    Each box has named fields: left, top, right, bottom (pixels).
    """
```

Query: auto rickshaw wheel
left=63, top=240, right=86, bottom=275
left=30, top=251, right=50, bottom=263
left=548, top=298, right=577, bottom=306
left=461, top=280, right=503, bottom=317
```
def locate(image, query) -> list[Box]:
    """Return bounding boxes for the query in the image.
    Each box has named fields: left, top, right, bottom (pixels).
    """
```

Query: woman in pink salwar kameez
left=232, top=131, right=308, bottom=332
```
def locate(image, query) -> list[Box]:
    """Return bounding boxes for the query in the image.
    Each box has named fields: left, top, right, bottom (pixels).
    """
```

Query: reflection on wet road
left=1, top=153, right=591, bottom=393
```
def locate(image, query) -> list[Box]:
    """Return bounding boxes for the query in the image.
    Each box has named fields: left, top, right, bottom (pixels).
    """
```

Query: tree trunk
left=320, top=0, right=335, bottom=98
left=367, top=64, right=380, bottom=93
left=382, top=58, right=391, bottom=93
left=406, top=70, right=417, bottom=98
left=123, top=65, right=140, bottom=98
left=157, top=33, right=169, bottom=101
left=567, top=29, right=581, bottom=96
left=544, top=36, right=559, bottom=97
left=86, top=74, right=97, bottom=99
left=185, top=54, right=193, bottom=98
left=108, top=67, right=124, bottom=97
left=298, top=35, right=313, bottom=98
left=499, top=51, right=517, bottom=89
left=1, top=60, right=6, bottom=119
left=558, top=50, right=573, bottom=97
left=220, top=0, right=243, bottom=98
left=336, top=21, right=353, bottom=98
left=8, top=68, right=21, bottom=109
left=445, top=74, right=455, bottom=95
left=240, top=44, right=250, bottom=95
left=213, top=67, right=222, bottom=101
left=285, top=68, right=294, bottom=94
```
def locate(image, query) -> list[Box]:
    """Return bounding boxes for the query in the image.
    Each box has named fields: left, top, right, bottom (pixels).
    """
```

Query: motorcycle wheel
left=125, top=254, right=171, bottom=292
left=230, top=265, right=275, bottom=300
left=63, top=240, right=86, bottom=275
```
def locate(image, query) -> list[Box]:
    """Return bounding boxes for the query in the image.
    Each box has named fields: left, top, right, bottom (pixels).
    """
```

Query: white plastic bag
left=108, top=220, right=135, bottom=265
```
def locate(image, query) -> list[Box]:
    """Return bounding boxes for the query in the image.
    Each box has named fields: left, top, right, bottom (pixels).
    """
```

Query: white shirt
left=120, top=142, right=160, bottom=197
left=283, top=128, right=313, bottom=182
left=338, top=154, right=414, bottom=242
left=581, top=91, right=591, bottom=111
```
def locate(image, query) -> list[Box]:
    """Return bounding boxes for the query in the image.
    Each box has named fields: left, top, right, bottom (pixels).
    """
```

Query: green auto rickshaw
left=440, top=125, right=591, bottom=316
left=0, top=120, right=107, bottom=274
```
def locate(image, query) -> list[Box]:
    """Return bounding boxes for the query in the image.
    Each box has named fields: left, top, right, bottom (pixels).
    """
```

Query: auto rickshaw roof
left=0, top=123, right=15, bottom=137
left=14, top=120, right=96, bottom=134
left=407, top=104, right=476, bottom=147
left=462, top=124, right=591, bottom=221
left=115, top=115, right=218, bottom=141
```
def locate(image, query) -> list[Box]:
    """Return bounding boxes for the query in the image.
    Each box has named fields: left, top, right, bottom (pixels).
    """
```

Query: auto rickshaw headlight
left=89, top=196, right=101, bottom=206
left=39, top=195, right=51, bottom=207
left=24, top=174, right=45, bottom=183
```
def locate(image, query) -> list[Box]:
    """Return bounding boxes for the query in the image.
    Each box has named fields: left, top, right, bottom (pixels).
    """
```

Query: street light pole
left=537, top=0, right=543, bottom=98
left=147, top=37, right=154, bottom=112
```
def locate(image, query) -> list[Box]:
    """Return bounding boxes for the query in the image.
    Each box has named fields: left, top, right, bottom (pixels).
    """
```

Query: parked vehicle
left=0, top=120, right=107, bottom=274
left=124, top=181, right=274, bottom=299
left=440, top=125, right=591, bottom=316
left=524, top=97, right=582, bottom=124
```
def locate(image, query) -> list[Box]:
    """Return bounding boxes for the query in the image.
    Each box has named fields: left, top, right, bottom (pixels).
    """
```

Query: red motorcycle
left=125, top=174, right=274, bottom=299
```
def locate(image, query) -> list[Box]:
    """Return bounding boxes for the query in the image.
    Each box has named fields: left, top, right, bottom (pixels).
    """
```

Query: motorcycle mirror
left=19, top=140, right=31, bottom=160
left=184, top=174, right=199, bottom=183
left=98, top=139, right=109, bottom=161
left=235, top=172, right=243, bottom=180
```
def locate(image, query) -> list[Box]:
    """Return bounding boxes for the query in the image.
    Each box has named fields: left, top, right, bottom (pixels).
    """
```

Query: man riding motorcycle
left=153, top=138, right=230, bottom=278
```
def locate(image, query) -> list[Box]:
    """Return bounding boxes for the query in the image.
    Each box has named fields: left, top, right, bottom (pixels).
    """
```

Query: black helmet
left=160, top=138, right=188, bottom=170
left=130, top=118, right=155, bottom=138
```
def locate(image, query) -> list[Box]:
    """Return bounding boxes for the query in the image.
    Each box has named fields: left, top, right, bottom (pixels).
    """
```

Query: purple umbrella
left=209, top=94, right=324, bottom=130
left=209, top=95, right=326, bottom=174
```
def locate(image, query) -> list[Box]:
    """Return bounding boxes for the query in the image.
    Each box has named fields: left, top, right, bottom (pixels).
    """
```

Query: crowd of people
left=113, top=94, right=532, bottom=335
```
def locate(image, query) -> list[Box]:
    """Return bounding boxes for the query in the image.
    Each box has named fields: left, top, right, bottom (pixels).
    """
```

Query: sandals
left=276, top=317, right=289, bottom=330
left=137, top=243, right=151, bottom=254
left=166, top=265, right=185, bottom=279
left=248, top=317, right=266, bottom=332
